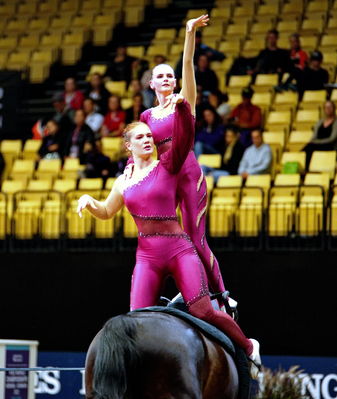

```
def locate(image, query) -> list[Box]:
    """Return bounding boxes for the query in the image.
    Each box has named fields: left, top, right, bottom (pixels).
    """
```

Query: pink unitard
left=124, top=101, right=253, bottom=356
left=140, top=108, right=225, bottom=296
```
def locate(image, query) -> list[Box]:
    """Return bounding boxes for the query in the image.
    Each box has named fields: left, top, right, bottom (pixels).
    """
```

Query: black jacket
left=219, top=140, right=245, bottom=175
left=64, top=123, right=95, bottom=164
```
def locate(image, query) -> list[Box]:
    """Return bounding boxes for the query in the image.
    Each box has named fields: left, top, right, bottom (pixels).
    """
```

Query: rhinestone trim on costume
left=201, top=233, right=205, bottom=249
left=138, top=232, right=191, bottom=240
left=196, top=204, right=207, bottom=228
left=157, top=137, right=173, bottom=147
left=197, top=169, right=204, bottom=192
left=132, top=214, right=178, bottom=221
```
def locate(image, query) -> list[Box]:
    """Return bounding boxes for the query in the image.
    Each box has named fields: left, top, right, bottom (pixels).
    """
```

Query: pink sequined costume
left=140, top=107, right=225, bottom=295
left=125, top=101, right=253, bottom=356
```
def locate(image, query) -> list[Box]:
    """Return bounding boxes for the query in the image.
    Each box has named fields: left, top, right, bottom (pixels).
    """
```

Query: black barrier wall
left=1, top=251, right=336, bottom=357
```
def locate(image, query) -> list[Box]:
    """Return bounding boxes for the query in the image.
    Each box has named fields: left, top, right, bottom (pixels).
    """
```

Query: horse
left=85, top=310, right=241, bottom=399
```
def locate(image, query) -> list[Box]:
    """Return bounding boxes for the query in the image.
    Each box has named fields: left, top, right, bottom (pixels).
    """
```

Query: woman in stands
left=77, top=96, right=261, bottom=375
left=138, top=15, right=227, bottom=300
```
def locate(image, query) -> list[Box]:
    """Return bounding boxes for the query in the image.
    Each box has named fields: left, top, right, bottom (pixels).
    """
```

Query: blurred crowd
left=28, top=28, right=337, bottom=183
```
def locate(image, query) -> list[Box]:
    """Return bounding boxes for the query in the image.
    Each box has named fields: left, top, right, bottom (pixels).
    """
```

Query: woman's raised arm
left=180, top=14, right=209, bottom=115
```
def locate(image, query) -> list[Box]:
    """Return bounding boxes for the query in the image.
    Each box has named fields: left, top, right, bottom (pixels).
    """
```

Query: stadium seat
left=18, top=34, right=40, bottom=51
left=241, top=39, right=265, bottom=58
left=280, top=152, right=306, bottom=174
left=277, top=21, right=299, bottom=34
left=253, top=74, right=278, bottom=92
left=126, top=46, right=145, bottom=58
left=273, top=91, right=299, bottom=112
left=299, top=90, right=327, bottom=110
left=105, top=81, right=127, bottom=97
left=40, top=200, right=62, bottom=239
left=101, top=137, right=123, bottom=161
left=124, top=7, right=144, bottom=28
left=216, top=175, right=243, bottom=188
left=123, top=208, right=138, bottom=238
left=35, top=159, right=61, bottom=181
left=0, top=36, right=18, bottom=52
left=105, top=177, right=117, bottom=190
left=300, top=19, right=324, bottom=35
left=293, top=109, right=320, bottom=130
left=274, top=173, right=301, bottom=186
left=78, top=178, right=104, bottom=191
left=53, top=179, right=77, bottom=194
left=287, top=131, right=313, bottom=152
left=23, top=140, right=42, bottom=161
left=10, top=159, right=35, bottom=184
left=6, top=51, right=31, bottom=70
left=225, top=23, right=249, bottom=39
left=228, top=75, right=252, bottom=94
left=94, top=215, right=115, bottom=239
left=198, top=154, right=222, bottom=168
left=297, top=185, right=324, bottom=236
left=218, top=40, right=241, bottom=58
left=0, top=140, right=22, bottom=179
left=209, top=197, right=236, bottom=237
left=0, top=194, right=6, bottom=238
left=265, top=111, right=292, bottom=133
left=66, top=200, right=91, bottom=239
left=210, top=7, right=232, bottom=22
left=152, top=28, right=176, bottom=44
left=250, top=21, right=274, bottom=35
left=304, top=172, right=330, bottom=193
left=13, top=200, right=40, bottom=239
left=237, top=188, right=263, bottom=237
left=309, top=151, right=336, bottom=179
left=6, top=18, right=29, bottom=34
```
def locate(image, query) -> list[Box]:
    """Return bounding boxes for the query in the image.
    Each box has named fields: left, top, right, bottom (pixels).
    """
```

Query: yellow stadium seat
left=17, top=2, right=37, bottom=15
left=0, top=36, right=17, bottom=52
left=281, top=152, right=306, bottom=173
left=123, top=208, right=138, bottom=238
left=0, top=194, right=6, bottom=239
left=293, top=109, right=320, bottom=130
left=250, top=21, right=274, bottom=35
left=300, top=36, right=319, bottom=51
left=300, top=19, right=324, bottom=35
left=60, top=0, right=80, bottom=13
left=216, top=175, right=243, bottom=188
left=274, top=173, right=301, bottom=186
left=53, top=179, right=77, bottom=193
left=127, top=46, right=145, bottom=58
left=228, top=75, right=252, bottom=94
left=0, top=140, right=22, bottom=179
left=40, top=200, right=62, bottom=239
left=35, top=159, right=61, bottom=181
left=232, top=5, right=255, bottom=19
left=152, top=28, right=176, bottom=43
left=0, top=52, right=8, bottom=69
left=309, top=151, right=336, bottom=179
left=185, top=9, right=208, bottom=20
left=78, top=178, right=103, bottom=191
left=325, top=18, right=337, bottom=34
left=18, top=34, right=40, bottom=50
left=101, top=137, right=123, bottom=161
left=124, top=6, right=144, bottom=27
left=6, top=18, right=28, bottom=34
left=263, top=131, right=285, bottom=148
left=146, top=43, right=170, bottom=58
left=198, top=154, right=222, bottom=168
left=209, top=198, right=236, bottom=237
left=218, top=40, right=241, bottom=57
left=253, top=74, right=278, bottom=92
left=210, top=7, right=232, bottom=22
left=94, top=216, right=115, bottom=239
left=225, top=23, right=248, bottom=39
left=320, top=34, right=337, bottom=51
left=265, top=111, right=292, bottom=132
left=38, top=0, right=58, bottom=15
left=66, top=200, right=91, bottom=239
left=273, top=91, right=299, bottom=112
left=87, top=64, right=107, bottom=80
left=237, top=190, right=263, bottom=236
left=304, top=172, right=330, bottom=193
left=81, top=0, right=102, bottom=12
left=287, top=131, right=313, bottom=152
left=72, top=14, right=94, bottom=30
left=297, top=186, right=324, bottom=236
left=306, top=0, right=328, bottom=14
left=300, top=90, right=327, bottom=110
left=0, top=4, right=16, bottom=17
left=10, top=159, right=35, bottom=184
left=13, top=200, right=40, bottom=239
left=251, top=92, right=272, bottom=112
left=277, top=20, right=299, bottom=34
left=28, top=17, right=50, bottom=33
left=105, top=177, right=117, bottom=190
left=228, top=93, right=242, bottom=108
left=6, top=51, right=31, bottom=70
left=105, top=81, right=127, bottom=97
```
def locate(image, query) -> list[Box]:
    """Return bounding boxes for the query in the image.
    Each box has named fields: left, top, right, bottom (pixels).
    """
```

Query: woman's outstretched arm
left=77, top=176, right=124, bottom=220
left=180, top=14, right=209, bottom=115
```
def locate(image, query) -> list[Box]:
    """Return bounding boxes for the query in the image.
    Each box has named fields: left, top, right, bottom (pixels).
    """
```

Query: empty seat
left=274, top=174, right=301, bottom=186
left=253, top=74, right=278, bottom=92
left=35, top=159, right=61, bottom=181
left=309, top=151, right=336, bottom=179
left=300, top=90, right=327, bottom=110
left=40, top=200, right=62, bottom=239
left=101, top=137, right=123, bottom=161
left=78, top=178, right=103, bottom=191
left=198, top=154, right=222, bottom=168
left=228, top=75, right=252, bottom=94
left=265, top=111, right=292, bottom=132
left=105, top=81, right=127, bottom=97
left=66, top=200, right=91, bottom=239
left=287, top=131, right=313, bottom=151
left=0, top=140, right=22, bottom=179
left=293, top=109, right=320, bottom=130
left=53, top=179, right=77, bottom=193
left=22, top=139, right=41, bottom=160
left=273, top=91, right=299, bottom=112
left=10, top=159, right=35, bottom=184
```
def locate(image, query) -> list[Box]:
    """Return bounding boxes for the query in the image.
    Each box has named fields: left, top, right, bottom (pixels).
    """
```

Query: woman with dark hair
left=208, top=90, right=231, bottom=122
left=85, top=73, right=110, bottom=114
left=101, top=95, right=126, bottom=137
left=125, top=93, right=146, bottom=124
left=304, top=100, right=337, bottom=168
left=194, top=106, right=225, bottom=159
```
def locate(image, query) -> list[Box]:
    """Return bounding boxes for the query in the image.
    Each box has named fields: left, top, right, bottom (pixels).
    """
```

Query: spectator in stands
left=101, top=95, right=126, bottom=137
left=64, top=109, right=95, bottom=164
left=229, top=87, right=262, bottom=148
left=141, top=55, right=167, bottom=108
left=106, top=45, right=137, bottom=83
left=175, top=30, right=225, bottom=78
left=127, top=79, right=143, bottom=98
left=83, top=98, right=104, bottom=136
left=62, top=77, right=84, bottom=115
left=201, top=125, right=244, bottom=182
left=291, top=51, right=329, bottom=96
left=289, top=33, right=308, bottom=71
left=125, top=93, right=146, bottom=124
left=303, top=100, right=337, bottom=169
left=238, top=129, right=272, bottom=178
left=194, top=106, right=225, bottom=159
left=208, top=90, right=231, bottom=123
left=195, top=54, right=219, bottom=95
left=249, top=29, right=288, bottom=76
left=85, top=73, right=110, bottom=114
left=38, top=120, right=61, bottom=160
left=82, top=139, right=112, bottom=179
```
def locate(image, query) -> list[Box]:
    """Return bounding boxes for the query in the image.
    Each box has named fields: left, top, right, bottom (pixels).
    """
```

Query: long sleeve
left=247, top=145, right=272, bottom=175
left=312, top=119, right=337, bottom=145
left=238, top=149, right=249, bottom=174
left=161, top=100, right=194, bottom=174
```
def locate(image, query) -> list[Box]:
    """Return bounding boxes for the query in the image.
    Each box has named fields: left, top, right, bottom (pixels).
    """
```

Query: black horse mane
left=93, top=315, right=140, bottom=399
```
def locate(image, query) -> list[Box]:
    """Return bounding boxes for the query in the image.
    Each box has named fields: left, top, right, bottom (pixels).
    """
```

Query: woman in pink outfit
left=139, top=15, right=226, bottom=297
left=77, top=97, right=260, bottom=369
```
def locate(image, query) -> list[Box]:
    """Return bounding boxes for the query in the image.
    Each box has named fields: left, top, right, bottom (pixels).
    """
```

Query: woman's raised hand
left=186, top=14, right=209, bottom=33
left=77, top=194, right=97, bottom=218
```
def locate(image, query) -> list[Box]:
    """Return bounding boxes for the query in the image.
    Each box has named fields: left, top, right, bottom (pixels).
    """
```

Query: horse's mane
left=93, top=315, right=140, bottom=399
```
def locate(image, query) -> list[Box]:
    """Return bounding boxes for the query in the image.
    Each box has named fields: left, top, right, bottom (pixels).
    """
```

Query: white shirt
left=85, top=112, right=104, bottom=133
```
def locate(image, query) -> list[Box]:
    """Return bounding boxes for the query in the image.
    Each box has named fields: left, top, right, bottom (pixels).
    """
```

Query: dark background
left=1, top=250, right=336, bottom=356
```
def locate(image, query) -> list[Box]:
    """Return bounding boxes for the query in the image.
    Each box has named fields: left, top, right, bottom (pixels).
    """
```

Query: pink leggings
left=130, top=235, right=253, bottom=356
